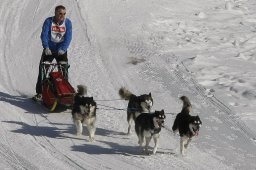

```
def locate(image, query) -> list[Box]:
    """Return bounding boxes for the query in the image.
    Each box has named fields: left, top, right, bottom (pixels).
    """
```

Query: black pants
left=35, top=51, right=68, bottom=94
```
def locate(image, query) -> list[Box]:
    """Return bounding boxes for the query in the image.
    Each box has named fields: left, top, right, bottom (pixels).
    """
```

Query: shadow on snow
left=0, top=91, right=48, bottom=114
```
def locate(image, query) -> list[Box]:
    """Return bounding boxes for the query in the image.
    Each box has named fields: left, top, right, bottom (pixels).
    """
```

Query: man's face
left=55, top=8, right=66, bottom=22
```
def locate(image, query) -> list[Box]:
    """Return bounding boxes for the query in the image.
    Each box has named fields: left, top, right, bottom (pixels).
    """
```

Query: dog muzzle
left=82, top=112, right=89, bottom=116
left=158, top=119, right=165, bottom=127
left=193, top=127, right=199, bottom=136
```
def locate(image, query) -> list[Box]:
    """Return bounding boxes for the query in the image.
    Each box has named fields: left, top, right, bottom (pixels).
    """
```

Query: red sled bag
left=50, top=72, right=75, bottom=96
left=50, top=72, right=75, bottom=103
left=42, top=80, right=56, bottom=109
left=42, top=71, right=75, bottom=111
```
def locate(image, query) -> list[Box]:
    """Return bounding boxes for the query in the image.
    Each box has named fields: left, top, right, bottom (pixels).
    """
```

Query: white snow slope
left=0, top=0, right=256, bottom=169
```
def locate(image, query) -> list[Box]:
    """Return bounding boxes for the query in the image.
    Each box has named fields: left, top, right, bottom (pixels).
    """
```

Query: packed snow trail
left=0, top=0, right=256, bottom=169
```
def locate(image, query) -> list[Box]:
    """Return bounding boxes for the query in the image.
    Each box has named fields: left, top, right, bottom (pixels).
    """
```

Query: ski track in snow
left=121, top=37, right=256, bottom=169
left=0, top=0, right=256, bottom=169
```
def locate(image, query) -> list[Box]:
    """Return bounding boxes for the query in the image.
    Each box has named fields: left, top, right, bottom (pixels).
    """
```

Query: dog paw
left=89, top=139, right=93, bottom=142
left=180, top=151, right=187, bottom=157
left=89, top=138, right=95, bottom=142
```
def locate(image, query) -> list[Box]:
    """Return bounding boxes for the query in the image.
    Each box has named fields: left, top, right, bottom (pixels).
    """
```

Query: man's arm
left=40, top=18, right=51, bottom=49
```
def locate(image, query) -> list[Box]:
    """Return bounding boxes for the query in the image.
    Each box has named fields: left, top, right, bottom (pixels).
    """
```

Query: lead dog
left=119, top=87, right=153, bottom=134
left=72, top=85, right=97, bottom=141
left=135, top=110, right=166, bottom=155
left=172, top=96, right=202, bottom=155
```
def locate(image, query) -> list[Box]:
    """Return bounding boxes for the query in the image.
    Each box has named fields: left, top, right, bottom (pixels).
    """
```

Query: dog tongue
left=195, top=131, right=199, bottom=136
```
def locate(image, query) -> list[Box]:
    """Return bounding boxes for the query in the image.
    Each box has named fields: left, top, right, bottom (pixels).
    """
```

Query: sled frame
left=40, top=62, right=73, bottom=112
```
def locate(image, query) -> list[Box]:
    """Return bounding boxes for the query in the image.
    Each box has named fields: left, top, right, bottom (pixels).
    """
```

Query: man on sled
left=33, top=5, right=72, bottom=101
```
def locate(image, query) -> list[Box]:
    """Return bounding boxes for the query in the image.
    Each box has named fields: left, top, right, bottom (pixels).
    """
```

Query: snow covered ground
left=0, top=0, right=255, bottom=169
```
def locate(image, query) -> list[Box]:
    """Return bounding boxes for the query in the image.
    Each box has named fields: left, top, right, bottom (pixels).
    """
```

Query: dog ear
left=149, top=92, right=151, bottom=97
left=161, top=109, right=164, bottom=113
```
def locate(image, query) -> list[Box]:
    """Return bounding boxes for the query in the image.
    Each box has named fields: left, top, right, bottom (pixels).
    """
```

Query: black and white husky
left=72, top=85, right=97, bottom=141
left=172, top=96, right=202, bottom=155
left=119, top=87, right=153, bottom=134
left=135, top=110, right=166, bottom=155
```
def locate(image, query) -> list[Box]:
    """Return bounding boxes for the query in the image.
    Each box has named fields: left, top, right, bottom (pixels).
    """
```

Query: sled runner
left=40, top=61, right=75, bottom=112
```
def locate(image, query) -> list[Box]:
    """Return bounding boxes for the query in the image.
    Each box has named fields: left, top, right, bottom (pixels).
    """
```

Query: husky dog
left=135, top=110, right=166, bottom=155
left=119, top=87, right=153, bottom=134
left=72, top=85, right=97, bottom=141
left=172, top=96, right=202, bottom=155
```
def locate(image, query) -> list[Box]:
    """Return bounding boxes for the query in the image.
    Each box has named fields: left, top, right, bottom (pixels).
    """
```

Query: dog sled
left=40, top=61, right=75, bottom=112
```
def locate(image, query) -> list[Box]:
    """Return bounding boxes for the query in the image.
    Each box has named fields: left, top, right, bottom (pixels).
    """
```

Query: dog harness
left=151, top=127, right=161, bottom=136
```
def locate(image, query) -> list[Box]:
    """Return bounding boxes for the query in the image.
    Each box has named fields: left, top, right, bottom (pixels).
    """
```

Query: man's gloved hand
left=44, top=48, right=52, bottom=55
left=58, top=49, right=65, bottom=55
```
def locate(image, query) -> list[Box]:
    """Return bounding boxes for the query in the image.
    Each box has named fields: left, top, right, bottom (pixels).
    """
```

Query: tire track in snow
left=179, top=59, right=256, bottom=142
left=0, top=1, right=39, bottom=169
left=0, top=143, right=37, bottom=170
left=0, top=0, right=17, bottom=91
left=73, top=0, right=91, bottom=45
left=32, top=110, right=132, bottom=170
left=25, top=99, right=102, bottom=170
left=122, top=38, right=256, bottom=169
left=0, top=120, right=37, bottom=170
left=27, top=111, right=94, bottom=170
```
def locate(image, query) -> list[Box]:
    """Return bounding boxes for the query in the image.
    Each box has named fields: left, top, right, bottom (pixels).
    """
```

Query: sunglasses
left=58, top=12, right=66, bottom=15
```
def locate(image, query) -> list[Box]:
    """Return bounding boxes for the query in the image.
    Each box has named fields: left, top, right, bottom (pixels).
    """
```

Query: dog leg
left=88, top=122, right=96, bottom=142
left=145, top=136, right=152, bottom=155
left=152, top=134, right=159, bottom=154
left=127, top=115, right=133, bottom=135
left=184, top=138, right=192, bottom=149
left=138, top=135, right=144, bottom=146
left=137, top=134, right=145, bottom=153
left=75, top=120, right=83, bottom=136
left=180, top=136, right=188, bottom=155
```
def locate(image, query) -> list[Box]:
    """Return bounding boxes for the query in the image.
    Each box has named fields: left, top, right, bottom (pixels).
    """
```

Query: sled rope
left=163, top=126, right=173, bottom=133
left=96, top=104, right=126, bottom=111
left=95, top=98, right=125, bottom=101
left=96, top=103, right=177, bottom=115
left=96, top=105, right=147, bottom=112
left=96, top=107, right=126, bottom=111
left=94, top=99, right=177, bottom=115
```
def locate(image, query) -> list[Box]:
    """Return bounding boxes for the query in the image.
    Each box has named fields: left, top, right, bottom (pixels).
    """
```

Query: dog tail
left=119, top=87, right=133, bottom=100
left=77, top=85, right=87, bottom=96
left=180, top=96, right=192, bottom=110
